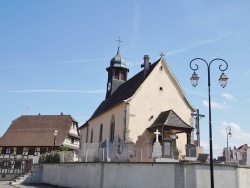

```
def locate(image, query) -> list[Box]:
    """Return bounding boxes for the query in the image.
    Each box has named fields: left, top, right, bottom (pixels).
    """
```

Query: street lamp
left=189, top=58, right=228, bottom=188
left=53, top=130, right=58, bottom=151
left=226, top=126, right=232, bottom=163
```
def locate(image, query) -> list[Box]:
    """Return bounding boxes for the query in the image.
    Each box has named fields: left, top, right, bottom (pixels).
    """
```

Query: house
left=0, top=113, right=80, bottom=161
left=79, top=46, right=196, bottom=160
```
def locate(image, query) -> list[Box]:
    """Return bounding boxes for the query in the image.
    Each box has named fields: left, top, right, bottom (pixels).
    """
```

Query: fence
left=78, top=143, right=250, bottom=166
left=36, top=151, right=77, bottom=163
left=0, top=158, right=32, bottom=176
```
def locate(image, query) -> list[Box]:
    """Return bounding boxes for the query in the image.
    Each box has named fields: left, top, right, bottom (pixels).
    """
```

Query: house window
left=90, top=129, right=93, bottom=143
left=28, top=147, right=35, bottom=155
left=2, top=161, right=10, bottom=169
left=99, top=124, right=103, bottom=142
left=5, top=147, right=11, bottom=154
left=16, top=147, right=23, bottom=155
left=40, top=147, right=47, bottom=154
left=110, top=115, right=115, bottom=142
left=14, top=161, right=21, bottom=169
left=2, top=147, right=12, bottom=154
left=71, top=137, right=74, bottom=144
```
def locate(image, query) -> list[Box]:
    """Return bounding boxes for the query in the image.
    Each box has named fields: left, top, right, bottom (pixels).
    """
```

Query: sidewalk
left=0, top=181, right=58, bottom=188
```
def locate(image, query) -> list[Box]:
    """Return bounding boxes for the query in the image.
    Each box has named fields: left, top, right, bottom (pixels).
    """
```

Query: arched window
left=99, top=124, right=103, bottom=143
left=86, top=125, right=89, bottom=143
left=121, top=72, right=126, bottom=81
left=110, top=115, right=115, bottom=142
left=90, top=129, right=93, bottom=143
left=114, top=71, right=119, bottom=79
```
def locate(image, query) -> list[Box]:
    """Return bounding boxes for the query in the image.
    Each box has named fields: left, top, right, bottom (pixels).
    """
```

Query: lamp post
left=53, top=130, right=58, bottom=151
left=189, top=58, right=228, bottom=188
left=226, top=126, right=232, bottom=163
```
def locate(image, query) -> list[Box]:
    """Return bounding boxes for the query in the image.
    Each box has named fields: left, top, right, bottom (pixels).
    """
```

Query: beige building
left=79, top=47, right=195, bottom=157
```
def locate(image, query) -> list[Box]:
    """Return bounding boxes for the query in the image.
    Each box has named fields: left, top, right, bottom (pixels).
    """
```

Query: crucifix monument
left=152, top=129, right=162, bottom=159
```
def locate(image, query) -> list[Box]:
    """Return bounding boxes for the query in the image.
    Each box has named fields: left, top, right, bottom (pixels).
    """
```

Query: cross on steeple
left=116, top=36, right=122, bottom=48
left=159, top=52, right=165, bottom=58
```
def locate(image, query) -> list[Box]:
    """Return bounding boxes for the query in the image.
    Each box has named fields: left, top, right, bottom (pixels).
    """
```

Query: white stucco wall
left=39, top=163, right=249, bottom=188
left=127, top=59, right=194, bottom=154
left=81, top=103, right=126, bottom=144
left=237, top=167, right=250, bottom=188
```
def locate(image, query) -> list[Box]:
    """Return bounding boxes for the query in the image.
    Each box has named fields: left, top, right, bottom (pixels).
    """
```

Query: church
left=79, top=44, right=196, bottom=159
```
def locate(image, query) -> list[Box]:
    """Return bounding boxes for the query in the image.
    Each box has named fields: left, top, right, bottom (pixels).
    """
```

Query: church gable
left=125, top=58, right=195, bottom=143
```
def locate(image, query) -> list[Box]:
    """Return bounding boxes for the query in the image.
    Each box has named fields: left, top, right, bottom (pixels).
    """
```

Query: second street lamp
left=53, top=130, right=58, bottom=151
left=189, top=58, right=228, bottom=188
left=226, top=126, right=232, bottom=163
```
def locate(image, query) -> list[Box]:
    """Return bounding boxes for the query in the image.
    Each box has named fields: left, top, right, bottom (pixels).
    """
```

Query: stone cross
left=159, top=52, right=165, bottom=58
left=154, top=129, right=161, bottom=142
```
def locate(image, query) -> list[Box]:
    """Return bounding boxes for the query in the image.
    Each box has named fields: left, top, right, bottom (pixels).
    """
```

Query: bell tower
left=105, top=38, right=129, bottom=100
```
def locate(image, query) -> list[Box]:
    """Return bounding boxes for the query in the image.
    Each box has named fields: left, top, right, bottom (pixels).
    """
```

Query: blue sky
left=1, top=1, right=250, bottom=157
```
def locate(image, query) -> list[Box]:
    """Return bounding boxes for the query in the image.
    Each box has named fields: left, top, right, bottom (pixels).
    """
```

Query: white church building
left=79, top=46, right=196, bottom=161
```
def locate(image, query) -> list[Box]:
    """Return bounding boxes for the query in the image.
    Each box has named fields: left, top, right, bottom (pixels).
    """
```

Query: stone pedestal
left=152, top=142, right=162, bottom=159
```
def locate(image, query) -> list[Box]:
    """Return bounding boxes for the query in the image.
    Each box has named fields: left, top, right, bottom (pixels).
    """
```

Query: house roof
left=0, top=115, right=78, bottom=147
left=147, top=110, right=193, bottom=132
left=87, top=58, right=160, bottom=123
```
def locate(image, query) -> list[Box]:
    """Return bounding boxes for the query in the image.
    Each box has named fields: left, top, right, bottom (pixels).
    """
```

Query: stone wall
left=37, top=162, right=250, bottom=188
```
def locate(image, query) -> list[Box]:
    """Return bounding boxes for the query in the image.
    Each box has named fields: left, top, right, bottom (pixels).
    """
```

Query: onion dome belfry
left=110, top=47, right=127, bottom=68
left=105, top=40, right=129, bottom=100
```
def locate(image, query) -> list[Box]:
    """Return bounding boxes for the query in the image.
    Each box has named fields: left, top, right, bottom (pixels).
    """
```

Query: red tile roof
left=0, top=115, right=78, bottom=147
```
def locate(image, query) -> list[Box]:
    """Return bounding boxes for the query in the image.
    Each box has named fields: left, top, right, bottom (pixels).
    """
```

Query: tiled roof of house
left=0, top=115, right=77, bottom=147
left=88, top=58, right=160, bottom=122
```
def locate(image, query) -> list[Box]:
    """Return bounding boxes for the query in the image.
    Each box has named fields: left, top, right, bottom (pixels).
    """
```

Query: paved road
left=0, top=181, right=58, bottom=188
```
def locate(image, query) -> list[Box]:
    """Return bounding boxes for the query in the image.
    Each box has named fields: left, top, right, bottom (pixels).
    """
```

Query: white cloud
left=202, top=100, right=228, bottom=109
left=221, top=93, right=235, bottom=100
left=166, top=37, right=221, bottom=56
left=183, top=87, right=208, bottom=98
left=6, top=90, right=105, bottom=93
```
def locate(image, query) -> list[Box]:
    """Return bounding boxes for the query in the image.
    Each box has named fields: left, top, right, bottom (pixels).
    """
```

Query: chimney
left=141, top=55, right=150, bottom=77
left=61, top=112, right=63, bottom=115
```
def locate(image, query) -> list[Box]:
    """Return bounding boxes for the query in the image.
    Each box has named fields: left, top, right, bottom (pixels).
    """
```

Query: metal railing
left=77, top=144, right=250, bottom=165
left=0, top=159, right=32, bottom=175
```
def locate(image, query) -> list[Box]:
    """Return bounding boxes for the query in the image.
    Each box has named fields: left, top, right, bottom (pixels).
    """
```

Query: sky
left=1, top=0, right=250, bottom=157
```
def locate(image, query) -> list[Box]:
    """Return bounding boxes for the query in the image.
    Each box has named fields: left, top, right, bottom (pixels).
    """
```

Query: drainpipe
left=124, top=102, right=130, bottom=142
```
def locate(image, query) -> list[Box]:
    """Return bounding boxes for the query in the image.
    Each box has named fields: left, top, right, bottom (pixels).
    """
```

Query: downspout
left=124, top=102, right=130, bottom=142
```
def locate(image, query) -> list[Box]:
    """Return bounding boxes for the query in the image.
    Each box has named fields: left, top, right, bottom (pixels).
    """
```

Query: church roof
left=147, top=110, right=193, bottom=132
left=87, top=58, right=160, bottom=122
left=0, top=115, right=78, bottom=147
